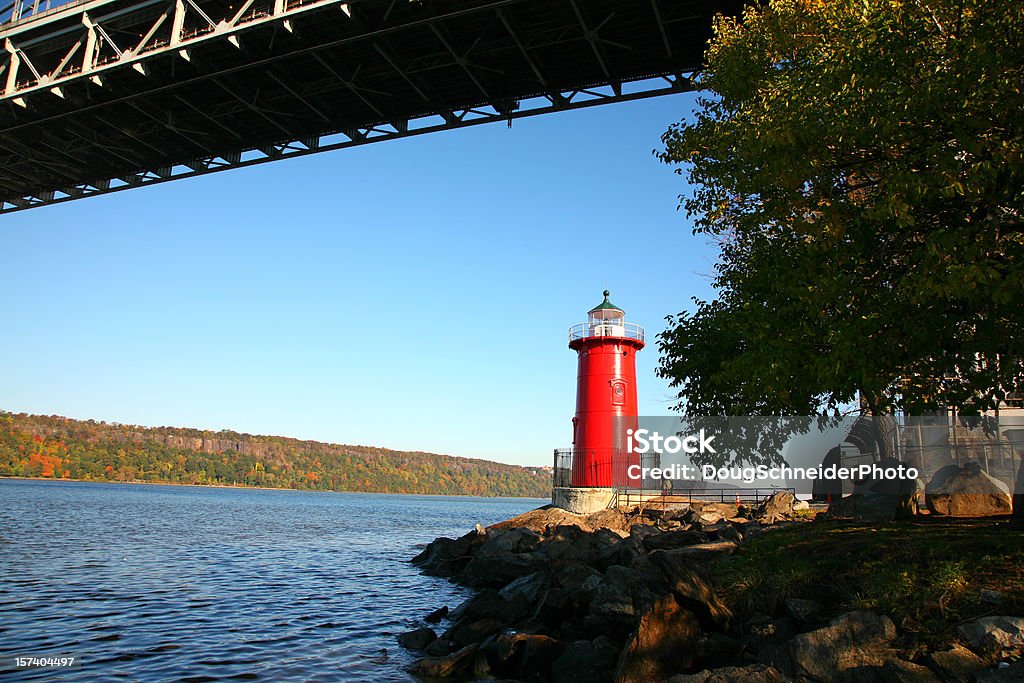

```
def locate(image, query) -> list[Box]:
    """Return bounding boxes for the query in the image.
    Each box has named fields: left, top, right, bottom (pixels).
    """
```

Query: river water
left=0, top=479, right=543, bottom=681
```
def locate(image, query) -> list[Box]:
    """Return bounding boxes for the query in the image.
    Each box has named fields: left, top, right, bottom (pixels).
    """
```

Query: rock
left=642, top=529, right=710, bottom=551
left=647, top=549, right=732, bottom=630
left=490, top=506, right=590, bottom=534
left=412, top=528, right=487, bottom=577
left=716, top=524, right=743, bottom=544
left=425, top=605, right=448, bottom=623
left=448, top=588, right=527, bottom=625
left=615, top=594, right=700, bottom=683
left=554, top=561, right=602, bottom=594
left=481, top=632, right=566, bottom=679
left=448, top=617, right=506, bottom=648
left=770, top=611, right=897, bottom=680
left=665, top=539, right=739, bottom=561
left=536, top=524, right=620, bottom=568
left=691, top=501, right=742, bottom=519
left=826, top=493, right=901, bottom=523
left=481, top=526, right=544, bottom=554
left=628, top=523, right=662, bottom=541
left=793, top=499, right=810, bottom=511
left=584, top=508, right=634, bottom=535
left=585, top=565, right=662, bottom=634
left=926, top=462, right=1013, bottom=517
left=874, top=658, right=942, bottom=682
left=755, top=491, right=796, bottom=523
left=922, top=643, right=986, bottom=681
left=455, top=551, right=536, bottom=588
left=397, top=627, right=436, bottom=651
left=408, top=643, right=479, bottom=677
left=957, top=616, right=1024, bottom=660
left=424, top=636, right=454, bottom=656
left=784, top=598, right=823, bottom=623
left=551, top=637, right=620, bottom=683
left=499, top=570, right=554, bottom=606
left=597, top=535, right=647, bottom=571
left=669, top=664, right=789, bottom=683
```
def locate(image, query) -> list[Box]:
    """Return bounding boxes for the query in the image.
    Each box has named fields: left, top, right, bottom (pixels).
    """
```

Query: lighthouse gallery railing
left=568, top=322, right=645, bottom=344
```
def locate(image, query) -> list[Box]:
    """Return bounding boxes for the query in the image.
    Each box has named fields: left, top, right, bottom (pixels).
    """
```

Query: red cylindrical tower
left=568, top=290, right=645, bottom=487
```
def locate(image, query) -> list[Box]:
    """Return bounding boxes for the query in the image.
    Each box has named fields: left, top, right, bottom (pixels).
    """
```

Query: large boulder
left=922, top=643, right=987, bottom=681
left=411, top=528, right=487, bottom=577
left=926, top=462, right=1012, bottom=517
left=396, top=627, right=436, bottom=651
left=957, top=616, right=1024, bottom=660
left=584, top=508, right=634, bottom=535
left=754, top=491, right=796, bottom=524
left=489, top=506, right=590, bottom=533
left=825, top=481, right=923, bottom=523
left=615, top=594, right=700, bottom=683
left=769, top=611, right=897, bottom=681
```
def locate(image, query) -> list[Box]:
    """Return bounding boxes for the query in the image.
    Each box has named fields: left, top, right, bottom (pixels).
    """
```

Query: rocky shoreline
left=399, top=492, right=1023, bottom=682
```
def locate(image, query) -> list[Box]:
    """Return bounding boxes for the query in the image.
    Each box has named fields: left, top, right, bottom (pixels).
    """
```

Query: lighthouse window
left=611, top=381, right=626, bottom=406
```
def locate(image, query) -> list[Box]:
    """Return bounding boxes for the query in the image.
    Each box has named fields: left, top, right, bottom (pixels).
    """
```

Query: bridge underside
left=0, top=0, right=743, bottom=213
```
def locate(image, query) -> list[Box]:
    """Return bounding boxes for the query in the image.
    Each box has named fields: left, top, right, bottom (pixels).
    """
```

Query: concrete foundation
left=552, top=486, right=616, bottom=514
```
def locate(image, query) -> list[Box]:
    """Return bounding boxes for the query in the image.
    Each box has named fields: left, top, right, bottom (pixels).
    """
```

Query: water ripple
left=0, top=479, right=542, bottom=682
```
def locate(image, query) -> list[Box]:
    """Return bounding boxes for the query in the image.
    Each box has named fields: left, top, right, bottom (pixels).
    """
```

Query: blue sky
left=0, top=92, right=719, bottom=467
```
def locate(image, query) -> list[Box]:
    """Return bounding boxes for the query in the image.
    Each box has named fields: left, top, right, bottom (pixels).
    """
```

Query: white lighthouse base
left=552, top=486, right=616, bottom=514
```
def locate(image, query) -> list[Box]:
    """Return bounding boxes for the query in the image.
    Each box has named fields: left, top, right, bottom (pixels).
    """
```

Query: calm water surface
left=0, top=479, right=543, bottom=681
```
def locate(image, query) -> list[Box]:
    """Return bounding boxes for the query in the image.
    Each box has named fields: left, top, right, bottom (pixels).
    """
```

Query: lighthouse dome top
left=588, top=290, right=625, bottom=320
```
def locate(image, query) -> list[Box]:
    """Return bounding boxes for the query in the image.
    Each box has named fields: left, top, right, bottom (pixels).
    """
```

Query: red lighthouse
left=568, top=290, right=645, bottom=487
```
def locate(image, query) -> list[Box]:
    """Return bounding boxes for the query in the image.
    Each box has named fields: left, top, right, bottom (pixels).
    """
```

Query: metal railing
left=568, top=321, right=645, bottom=344
left=553, top=447, right=647, bottom=488
left=616, top=486, right=795, bottom=511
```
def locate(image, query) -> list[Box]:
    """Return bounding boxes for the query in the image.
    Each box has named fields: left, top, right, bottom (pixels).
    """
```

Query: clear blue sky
left=0, top=92, right=719, bottom=467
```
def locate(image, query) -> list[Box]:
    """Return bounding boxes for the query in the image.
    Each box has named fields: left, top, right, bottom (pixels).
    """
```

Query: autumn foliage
left=0, top=411, right=549, bottom=498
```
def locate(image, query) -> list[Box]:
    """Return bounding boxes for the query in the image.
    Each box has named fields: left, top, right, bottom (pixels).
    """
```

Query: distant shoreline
left=0, top=475, right=550, bottom=500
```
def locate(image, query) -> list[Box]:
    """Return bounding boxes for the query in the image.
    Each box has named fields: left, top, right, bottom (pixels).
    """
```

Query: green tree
left=658, top=0, right=1024, bottom=453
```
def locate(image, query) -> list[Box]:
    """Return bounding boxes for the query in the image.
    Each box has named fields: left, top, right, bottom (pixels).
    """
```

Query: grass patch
left=712, top=517, right=1024, bottom=646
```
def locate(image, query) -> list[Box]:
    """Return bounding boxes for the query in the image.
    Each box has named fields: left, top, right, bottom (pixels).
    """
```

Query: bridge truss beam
left=0, top=0, right=739, bottom=214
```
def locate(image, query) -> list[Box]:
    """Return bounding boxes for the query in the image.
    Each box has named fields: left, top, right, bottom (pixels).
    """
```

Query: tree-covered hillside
left=0, top=411, right=550, bottom=498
